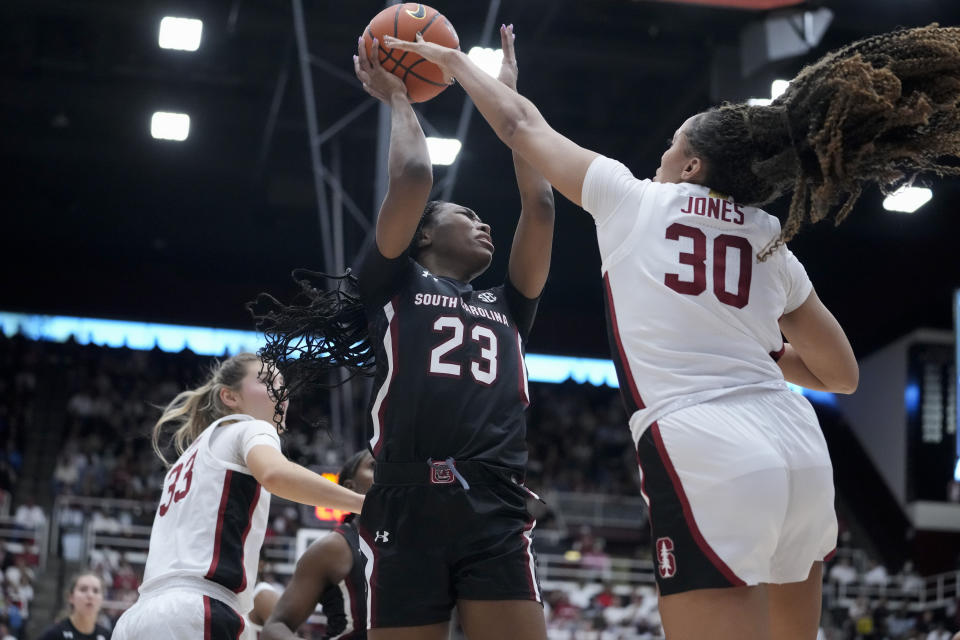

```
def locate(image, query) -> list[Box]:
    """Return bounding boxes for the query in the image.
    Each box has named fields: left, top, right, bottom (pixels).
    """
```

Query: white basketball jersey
left=141, top=415, right=278, bottom=614
left=581, top=156, right=812, bottom=440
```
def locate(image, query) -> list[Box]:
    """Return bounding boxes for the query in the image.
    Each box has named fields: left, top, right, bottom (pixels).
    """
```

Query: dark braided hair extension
left=249, top=201, right=445, bottom=422
left=248, top=269, right=374, bottom=426
left=683, top=25, right=960, bottom=259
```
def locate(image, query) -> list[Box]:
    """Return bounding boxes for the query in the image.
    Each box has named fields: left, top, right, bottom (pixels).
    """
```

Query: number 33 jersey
left=355, top=248, right=538, bottom=474
left=140, top=415, right=279, bottom=614
left=581, top=156, right=813, bottom=441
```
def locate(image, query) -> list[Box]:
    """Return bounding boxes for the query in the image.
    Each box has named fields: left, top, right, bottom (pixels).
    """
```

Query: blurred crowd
left=1, top=335, right=959, bottom=639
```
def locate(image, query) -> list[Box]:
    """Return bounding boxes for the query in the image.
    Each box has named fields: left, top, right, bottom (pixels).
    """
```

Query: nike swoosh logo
left=406, top=4, right=426, bottom=19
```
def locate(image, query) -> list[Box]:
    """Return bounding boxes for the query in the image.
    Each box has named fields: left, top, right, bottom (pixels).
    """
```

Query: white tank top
left=581, top=156, right=813, bottom=440
left=140, top=415, right=281, bottom=613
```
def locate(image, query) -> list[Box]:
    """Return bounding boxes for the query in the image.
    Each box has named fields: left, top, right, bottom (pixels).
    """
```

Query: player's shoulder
left=218, top=415, right=277, bottom=433
left=297, top=529, right=353, bottom=577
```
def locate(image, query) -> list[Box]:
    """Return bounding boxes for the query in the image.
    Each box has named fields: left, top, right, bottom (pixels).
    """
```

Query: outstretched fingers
left=500, top=24, right=516, bottom=64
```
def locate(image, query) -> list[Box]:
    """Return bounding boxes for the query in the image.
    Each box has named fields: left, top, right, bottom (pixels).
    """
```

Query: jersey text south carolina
left=413, top=293, right=510, bottom=326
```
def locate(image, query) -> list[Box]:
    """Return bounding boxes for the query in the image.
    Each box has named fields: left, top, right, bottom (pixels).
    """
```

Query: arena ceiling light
left=883, top=186, right=933, bottom=213
left=426, top=137, right=461, bottom=165
left=150, top=112, right=191, bottom=141
left=158, top=17, right=203, bottom=51
left=467, top=47, right=503, bottom=78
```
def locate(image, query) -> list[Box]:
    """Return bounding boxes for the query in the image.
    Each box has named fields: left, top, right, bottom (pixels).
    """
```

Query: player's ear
left=680, top=156, right=705, bottom=183
left=416, top=227, right=433, bottom=250
left=342, top=479, right=355, bottom=491
left=219, top=386, right=241, bottom=409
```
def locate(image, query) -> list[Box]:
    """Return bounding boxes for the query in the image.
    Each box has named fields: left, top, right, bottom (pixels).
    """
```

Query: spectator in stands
left=0, top=622, right=14, bottom=640
left=898, top=561, right=925, bottom=594
left=828, top=557, right=858, bottom=586
left=863, top=560, right=890, bottom=588
left=848, top=596, right=875, bottom=638
left=37, top=570, right=111, bottom=640
left=13, top=496, right=45, bottom=530
left=927, top=623, right=953, bottom=640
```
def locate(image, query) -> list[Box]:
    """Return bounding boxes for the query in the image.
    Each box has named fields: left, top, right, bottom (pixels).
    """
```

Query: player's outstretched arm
left=247, top=445, right=364, bottom=513
left=354, top=37, right=433, bottom=259
left=384, top=32, right=597, bottom=208
left=262, top=534, right=353, bottom=640
left=497, top=25, right=555, bottom=299
left=777, top=289, right=859, bottom=394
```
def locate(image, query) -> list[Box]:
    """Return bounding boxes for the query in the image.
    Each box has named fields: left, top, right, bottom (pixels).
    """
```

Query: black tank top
left=355, top=248, right=539, bottom=473
left=319, top=518, right=367, bottom=639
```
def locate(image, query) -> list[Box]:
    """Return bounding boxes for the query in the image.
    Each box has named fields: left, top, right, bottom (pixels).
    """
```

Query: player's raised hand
left=354, top=36, right=407, bottom=103
left=382, top=33, right=456, bottom=85
left=497, top=24, right=518, bottom=91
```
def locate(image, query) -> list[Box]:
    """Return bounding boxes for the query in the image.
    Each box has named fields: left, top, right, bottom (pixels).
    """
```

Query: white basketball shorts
left=634, top=387, right=837, bottom=595
left=112, top=589, right=246, bottom=640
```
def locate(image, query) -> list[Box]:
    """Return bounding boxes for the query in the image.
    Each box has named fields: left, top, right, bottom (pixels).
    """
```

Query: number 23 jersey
left=581, top=156, right=813, bottom=441
left=355, top=248, right=538, bottom=473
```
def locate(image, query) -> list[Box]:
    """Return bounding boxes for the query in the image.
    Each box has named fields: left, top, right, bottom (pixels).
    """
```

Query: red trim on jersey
left=603, top=273, right=645, bottom=410
left=203, top=596, right=212, bottom=640
left=206, top=470, right=233, bottom=582
left=769, top=344, right=785, bottom=361
left=236, top=612, right=245, bottom=639
left=372, top=297, right=400, bottom=457
left=234, top=484, right=262, bottom=594
left=823, top=547, right=838, bottom=562
left=649, top=421, right=746, bottom=587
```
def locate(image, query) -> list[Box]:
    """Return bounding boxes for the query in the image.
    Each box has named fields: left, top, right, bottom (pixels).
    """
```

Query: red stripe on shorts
left=649, top=421, right=746, bottom=587
left=203, top=595, right=212, bottom=640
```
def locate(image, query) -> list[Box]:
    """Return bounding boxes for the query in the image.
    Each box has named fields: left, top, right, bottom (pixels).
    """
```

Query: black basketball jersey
left=355, top=248, right=538, bottom=473
left=320, top=518, right=367, bottom=640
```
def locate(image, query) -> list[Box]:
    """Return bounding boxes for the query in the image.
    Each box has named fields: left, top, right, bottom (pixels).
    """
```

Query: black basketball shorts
left=356, top=461, right=542, bottom=628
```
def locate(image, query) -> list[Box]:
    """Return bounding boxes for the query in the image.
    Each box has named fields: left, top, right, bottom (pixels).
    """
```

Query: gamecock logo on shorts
left=429, top=461, right=455, bottom=484
left=656, top=537, right=677, bottom=579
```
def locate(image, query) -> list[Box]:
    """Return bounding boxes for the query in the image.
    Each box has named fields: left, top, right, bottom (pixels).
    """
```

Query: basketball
left=362, top=3, right=460, bottom=103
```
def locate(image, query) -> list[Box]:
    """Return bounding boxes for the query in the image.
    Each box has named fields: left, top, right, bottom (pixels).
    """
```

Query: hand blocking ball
left=362, top=3, right=459, bottom=103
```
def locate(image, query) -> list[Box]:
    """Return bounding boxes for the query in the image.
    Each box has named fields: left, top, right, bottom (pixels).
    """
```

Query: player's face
left=655, top=115, right=700, bottom=184
left=422, top=203, right=494, bottom=280
left=348, top=453, right=376, bottom=494
left=69, top=575, right=103, bottom=616
left=234, top=362, right=287, bottom=428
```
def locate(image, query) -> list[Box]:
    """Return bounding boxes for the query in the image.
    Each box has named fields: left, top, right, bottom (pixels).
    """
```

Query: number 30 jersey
left=581, top=156, right=813, bottom=441
left=140, top=415, right=279, bottom=615
left=355, top=248, right=538, bottom=473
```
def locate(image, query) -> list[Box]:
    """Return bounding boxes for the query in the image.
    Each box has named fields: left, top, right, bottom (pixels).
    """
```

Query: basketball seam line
left=378, top=44, right=448, bottom=89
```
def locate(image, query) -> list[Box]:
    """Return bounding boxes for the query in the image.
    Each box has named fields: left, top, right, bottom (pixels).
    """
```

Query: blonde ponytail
left=152, top=352, right=260, bottom=465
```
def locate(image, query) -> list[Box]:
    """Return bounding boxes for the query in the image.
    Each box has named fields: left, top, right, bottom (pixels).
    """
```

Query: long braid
left=683, top=25, right=960, bottom=259
left=248, top=269, right=374, bottom=423
left=249, top=200, right=444, bottom=419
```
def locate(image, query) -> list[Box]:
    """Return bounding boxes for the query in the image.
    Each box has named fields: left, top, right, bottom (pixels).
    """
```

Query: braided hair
left=249, top=201, right=445, bottom=421
left=682, top=25, right=960, bottom=258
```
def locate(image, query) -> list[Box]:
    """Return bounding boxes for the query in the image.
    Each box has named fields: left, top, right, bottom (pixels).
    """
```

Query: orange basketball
left=362, top=3, right=460, bottom=103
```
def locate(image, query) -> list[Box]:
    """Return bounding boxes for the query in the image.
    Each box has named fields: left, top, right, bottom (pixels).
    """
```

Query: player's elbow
left=833, top=366, right=859, bottom=395
left=824, top=362, right=859, bottom=395
left=394, top=159, right=433, bottom=189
